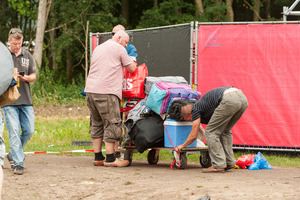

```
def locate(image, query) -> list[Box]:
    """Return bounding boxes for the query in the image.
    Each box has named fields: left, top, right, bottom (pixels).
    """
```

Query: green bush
left=31, top=67, right=85, bottom=105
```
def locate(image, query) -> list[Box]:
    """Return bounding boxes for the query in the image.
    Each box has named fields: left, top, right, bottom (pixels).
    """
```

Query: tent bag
left=128, top=113, right=164, bottom=153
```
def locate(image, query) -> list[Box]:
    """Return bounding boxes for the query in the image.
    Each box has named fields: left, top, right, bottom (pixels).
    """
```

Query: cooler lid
left=164, top=118, right=192, bottom=126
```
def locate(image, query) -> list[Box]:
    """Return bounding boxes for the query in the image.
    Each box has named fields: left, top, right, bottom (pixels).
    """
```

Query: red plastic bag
left=236, top=154, right=256, bottom=169
left=122, top=63, right=148, bottom=99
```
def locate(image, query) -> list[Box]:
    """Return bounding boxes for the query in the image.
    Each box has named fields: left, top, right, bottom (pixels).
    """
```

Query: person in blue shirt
left=111, top=25, right=138, bottom=158
left=112, top=25, right=138, bottom=62
left=126, top=43, right=138, bottom=62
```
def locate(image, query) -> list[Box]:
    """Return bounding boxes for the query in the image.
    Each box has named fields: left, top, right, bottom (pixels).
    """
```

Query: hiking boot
left=94, top=159, right=106, bottom=166
left=14, top=166, right=24, bottom=175
left=104, top=158, right=129, bottom=167
left=7, top=153, right=14, bottom=169
left=202, top=166, right=225, bottom=173
left=114, top=151, right=121, bottom=158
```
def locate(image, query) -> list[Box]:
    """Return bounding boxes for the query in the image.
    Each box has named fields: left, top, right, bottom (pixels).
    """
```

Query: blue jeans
left=0, top=110, right=5, bottom=167
left=2, top=106, right=35, bottom=167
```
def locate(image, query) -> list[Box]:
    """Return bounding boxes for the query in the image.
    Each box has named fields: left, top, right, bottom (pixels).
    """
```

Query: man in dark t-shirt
left=2, top=28, right=37, bottom=175
left=168, top=87, right=248, bottom=173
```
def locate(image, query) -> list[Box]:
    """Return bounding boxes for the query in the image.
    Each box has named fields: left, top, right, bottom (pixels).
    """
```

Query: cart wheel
left=172, top=153, right=187, bottom=169
left=199, top=151, right=212, bottom=168
left=147, top=149, right=159, bottom=165
left=124, top=149, right=133, bottom=166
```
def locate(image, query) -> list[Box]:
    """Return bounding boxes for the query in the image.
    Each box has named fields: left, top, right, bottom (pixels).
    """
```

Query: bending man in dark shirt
left=168, top=87, right=248, bottom=173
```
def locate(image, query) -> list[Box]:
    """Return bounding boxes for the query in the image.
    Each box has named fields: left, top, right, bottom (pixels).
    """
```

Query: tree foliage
left=1, top=0, right=38, bottom=44
left=8, top=0, right=38, bottom=18
left=44, top=0, right=126, bottom=82
left=138, top=0, right=197, bottom=28
left=2, top=0, right=300, bottom=93
left=198, top=0, right=229, bottom=22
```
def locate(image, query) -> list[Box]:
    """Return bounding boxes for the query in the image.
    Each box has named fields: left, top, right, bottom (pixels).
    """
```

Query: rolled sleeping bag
left=144, top=76, right=188, bottom=95
left=0, top=42, right=14, bottom=96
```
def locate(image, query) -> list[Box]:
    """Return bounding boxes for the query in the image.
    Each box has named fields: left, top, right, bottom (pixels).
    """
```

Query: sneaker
left=94, top=159, right=106, bottom=166
left=104, top=158, right=129, bottom=167
left=202, top=166, right=225, bottom=173
left=14, top=166, right=24, bottom=175
left=114, top=151, right=121, bottom=158
left=7, top=153, right=14, bottom=169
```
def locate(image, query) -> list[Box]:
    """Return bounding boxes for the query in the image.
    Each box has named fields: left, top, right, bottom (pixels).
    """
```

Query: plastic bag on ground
left=236, top=154, right=256, bottom=169
left=249, top=152, right=273, bottom=170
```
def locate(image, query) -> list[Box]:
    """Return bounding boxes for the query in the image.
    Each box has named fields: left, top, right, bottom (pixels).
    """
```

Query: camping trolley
left=121, top=146, right=211, bottom=169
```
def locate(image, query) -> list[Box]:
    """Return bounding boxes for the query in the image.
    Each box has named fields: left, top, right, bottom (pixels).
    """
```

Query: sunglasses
left=10, top=29, right=23, bottom=35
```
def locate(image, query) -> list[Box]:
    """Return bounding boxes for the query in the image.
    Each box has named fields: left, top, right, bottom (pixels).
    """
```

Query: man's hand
left=18, top=73, right=36, bottom=83
left=175, top=144, right=184, bottom=152
left=18, top=74, right=29, bottom=82
left=125, top=62, right=137, bottom=73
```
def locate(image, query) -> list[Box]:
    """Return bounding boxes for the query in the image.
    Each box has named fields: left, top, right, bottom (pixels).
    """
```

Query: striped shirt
left=192, top=87, right=232, bottom=124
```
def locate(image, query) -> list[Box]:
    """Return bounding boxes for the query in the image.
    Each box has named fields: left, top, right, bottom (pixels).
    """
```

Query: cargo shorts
left=86, top=93, right=122, bottom=143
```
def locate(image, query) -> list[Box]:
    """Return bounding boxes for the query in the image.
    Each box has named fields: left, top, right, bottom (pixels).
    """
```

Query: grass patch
left=3, top=116, right=92, bottom=156
left=3, top=116, right=300, bottom=168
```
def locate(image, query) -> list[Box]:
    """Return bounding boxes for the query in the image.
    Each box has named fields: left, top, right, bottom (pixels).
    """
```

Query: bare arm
left=175, top=118, right=201, bottom=152
left=125, top=62, right=137, bottom=73
left=19, top=73, right=36, bottom=83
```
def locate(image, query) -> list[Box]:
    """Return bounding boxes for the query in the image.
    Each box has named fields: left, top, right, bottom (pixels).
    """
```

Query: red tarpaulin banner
left=197, top=24, right=300, bottom=148
left=92, top=35, right=98, bottom=52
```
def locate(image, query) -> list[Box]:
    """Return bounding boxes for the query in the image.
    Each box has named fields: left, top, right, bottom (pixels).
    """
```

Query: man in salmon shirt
left=85, top=30, right=137, bottom=167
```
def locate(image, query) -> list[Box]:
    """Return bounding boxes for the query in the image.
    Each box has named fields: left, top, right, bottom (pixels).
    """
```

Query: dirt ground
left=2, top=105, right=300, bottom=200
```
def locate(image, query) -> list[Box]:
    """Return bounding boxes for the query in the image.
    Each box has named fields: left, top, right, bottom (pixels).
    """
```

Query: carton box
left=164, top=119, right=197, bottom=148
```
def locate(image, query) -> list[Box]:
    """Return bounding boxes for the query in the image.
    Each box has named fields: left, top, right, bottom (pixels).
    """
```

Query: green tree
left=3, top=0, right=300, bottom=94
left=34, top=0, right=52, bottom=68
left=138, top=0, right=196, bottom=28
left=1, top=0, right=38, bottom=46
left=45, top=0, right=126, bottom=83
left=198, top=0, right=229, bottom=22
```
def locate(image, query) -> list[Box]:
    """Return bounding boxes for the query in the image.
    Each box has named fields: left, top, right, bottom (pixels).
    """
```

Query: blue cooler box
left=164, top=119, right=197, bottom=148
